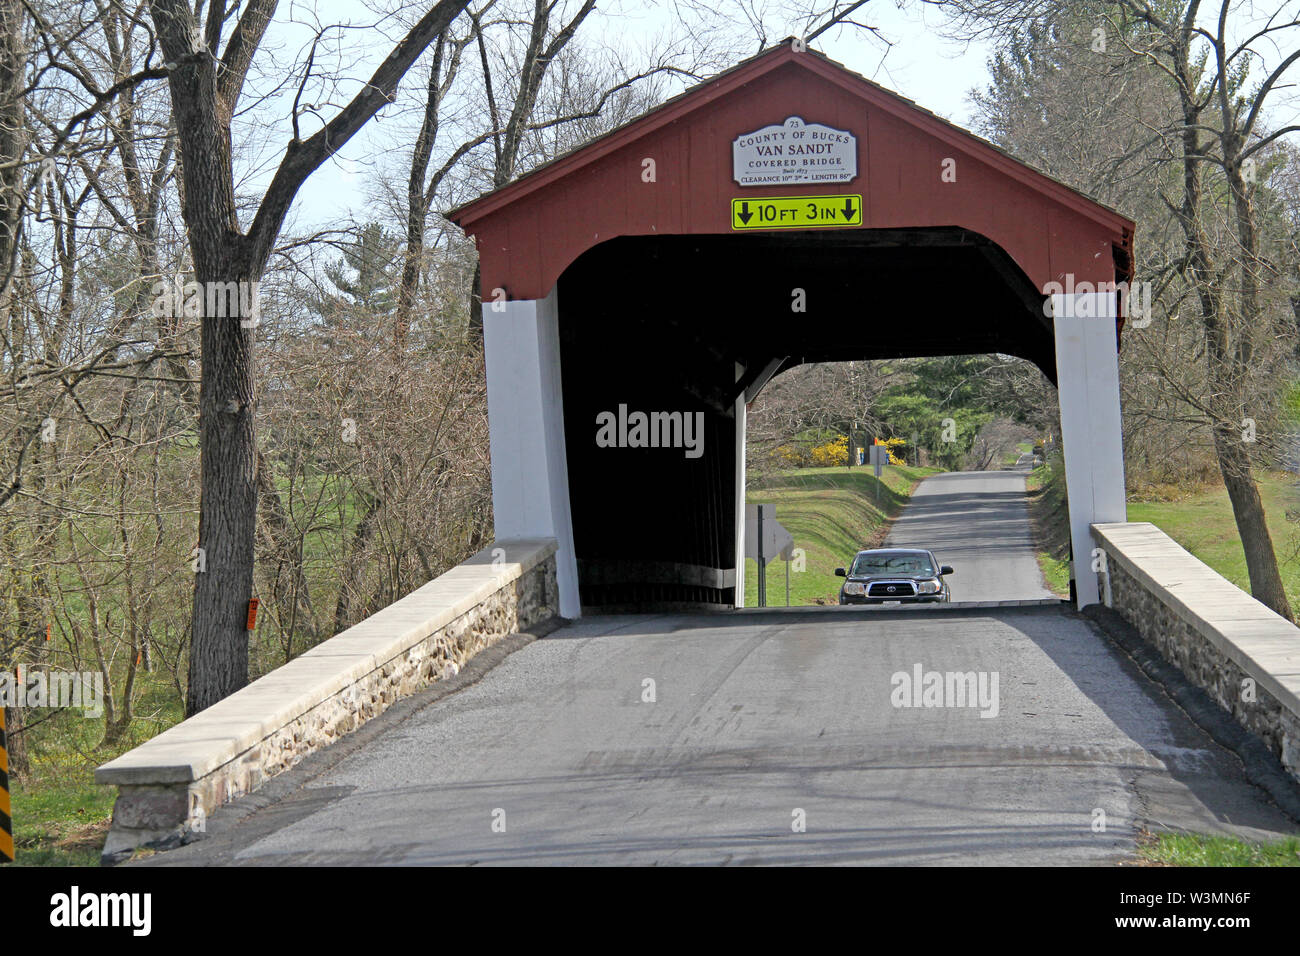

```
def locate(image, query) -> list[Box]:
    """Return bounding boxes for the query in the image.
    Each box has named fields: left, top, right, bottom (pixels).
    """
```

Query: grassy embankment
left=743, top=463, right=939, bottom=607
left=9, top=612, right=189, bottom=865
left=1028, top=455, right=1300, bottom=607
left=1025, top=454, right=1072, bottom=596
left=1127, top=476, right=1300, bottom=607
left=1029, top=455, right=1300, bottom=864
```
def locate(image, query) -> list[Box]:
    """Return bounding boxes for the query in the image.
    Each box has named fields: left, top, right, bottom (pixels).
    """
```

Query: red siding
left=451, top=46, right=1133, bottom=302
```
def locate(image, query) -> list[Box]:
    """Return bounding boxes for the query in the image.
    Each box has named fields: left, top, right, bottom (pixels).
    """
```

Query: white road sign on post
left=744, top=503, right=794, bottom=561
left=745, top=503, right=794, bottom=608
left=869, top=444, right=888, bottom=477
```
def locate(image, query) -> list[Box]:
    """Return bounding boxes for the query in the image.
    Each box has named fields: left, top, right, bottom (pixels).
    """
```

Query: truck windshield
left=851, top=552, right=934, bottom=576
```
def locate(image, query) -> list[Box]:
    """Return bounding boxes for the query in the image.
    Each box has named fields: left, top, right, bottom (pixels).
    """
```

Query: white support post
left=734, top=375, right=747, bottom=608
left=1053, top=292, right=1127, bottom=608
left=483, top=289, right=581, bottom=618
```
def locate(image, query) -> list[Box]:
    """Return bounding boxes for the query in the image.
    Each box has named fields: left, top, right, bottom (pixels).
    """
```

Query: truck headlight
left=843, top=582, right=866, bottom=595
left=917, top=579, right=941, bottom=594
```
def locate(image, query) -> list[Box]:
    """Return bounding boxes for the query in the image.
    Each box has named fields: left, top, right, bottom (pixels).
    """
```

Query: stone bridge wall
left=96, top=539, right=558, bottom=864
left=1092, top=522, right=1300, bottom=785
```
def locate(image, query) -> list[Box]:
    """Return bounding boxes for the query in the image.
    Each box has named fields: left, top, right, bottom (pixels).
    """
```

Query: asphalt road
left=886, top=465, right=1054, bottom=603
left=146, top=468, right=1299, bottom=866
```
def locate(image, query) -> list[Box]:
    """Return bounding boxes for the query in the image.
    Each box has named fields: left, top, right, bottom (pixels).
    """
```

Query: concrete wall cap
left=1091, top=522, right=1300, bottom=714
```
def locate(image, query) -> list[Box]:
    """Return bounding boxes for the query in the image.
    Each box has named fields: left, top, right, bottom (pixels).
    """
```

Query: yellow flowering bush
left=810, top=435, right=848, bottom=466
left=776, top=444, right=806, bottom=466
left=880, top=436, right=907, bottom=466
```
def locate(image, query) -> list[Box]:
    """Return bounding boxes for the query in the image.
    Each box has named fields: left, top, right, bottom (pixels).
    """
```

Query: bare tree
left=942, top=0, right=1300, bottom=618
left=147, top=0, right=475, bottom=714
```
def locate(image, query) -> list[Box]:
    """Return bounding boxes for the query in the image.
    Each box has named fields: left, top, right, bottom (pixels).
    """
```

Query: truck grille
left=868, top=581, right=916, bottom=597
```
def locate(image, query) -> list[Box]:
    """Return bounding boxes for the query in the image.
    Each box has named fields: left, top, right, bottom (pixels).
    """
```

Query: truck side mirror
left=940, top=566, right=954, bottom=576
left=834, top=568, right=846, bottom=577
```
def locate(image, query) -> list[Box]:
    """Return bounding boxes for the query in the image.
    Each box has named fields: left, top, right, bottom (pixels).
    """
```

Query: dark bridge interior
left=558, top=229, right=1055, bottom=611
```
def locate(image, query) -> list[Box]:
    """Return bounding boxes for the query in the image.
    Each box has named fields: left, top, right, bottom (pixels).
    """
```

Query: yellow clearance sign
left=731, top=194, right=862, bottom=230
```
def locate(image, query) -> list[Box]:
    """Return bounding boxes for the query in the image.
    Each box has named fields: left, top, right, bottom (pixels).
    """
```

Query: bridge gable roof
left=448, top=41, right=1134, bottom=302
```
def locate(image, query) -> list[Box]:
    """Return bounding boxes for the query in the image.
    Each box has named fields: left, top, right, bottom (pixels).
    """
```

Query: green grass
left=5, top=655, right=188, bottom=865
left=1023, top=458, right=1300, bottom=603
left=8, top=778, right=115, bottom=866
left=1128, top=472, right=1300, bottom=610
left=1003, top=441, right=1033, bottom=466
left=1141, top=831, right=1300, bottom=866
left=1035, top=549, right=1071, bottom=596
left=6, top=683, right=183, bottom=866
left=1026, top=457, right=1071, bottom=596
left=744, top=463, right=938, bottom=606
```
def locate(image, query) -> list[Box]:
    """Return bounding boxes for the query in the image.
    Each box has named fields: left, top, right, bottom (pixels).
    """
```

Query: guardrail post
left=1, top=707, right=13, bottom=863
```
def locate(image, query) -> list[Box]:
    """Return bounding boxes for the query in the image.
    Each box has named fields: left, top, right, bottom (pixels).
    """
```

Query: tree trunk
left=149, top=0, right=477, bottom=712
left=0, top=0, right=24, bottom=309
left=3, top=705, right=26, bottom=777
left=396, top=37, right=447, bottom=347
left=1213, top=423, right=1293, bottom=618
left=1166, top=46, right=1295, bottom=623
left=186, top=263, right=258, bottom=715
left=466, top=260, right=482, bottom=339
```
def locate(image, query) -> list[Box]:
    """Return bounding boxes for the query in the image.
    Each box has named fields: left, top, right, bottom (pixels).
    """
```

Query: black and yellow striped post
left=0, top=706, right=13, bottom=862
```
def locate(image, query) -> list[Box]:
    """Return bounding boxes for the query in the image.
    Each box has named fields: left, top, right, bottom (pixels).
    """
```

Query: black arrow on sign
left=843, top=198, right=857, bottom=222
left=737, top=202, right=752, bottom=224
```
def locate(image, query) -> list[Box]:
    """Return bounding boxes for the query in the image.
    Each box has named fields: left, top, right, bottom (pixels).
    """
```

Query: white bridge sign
left=732, top=116, right=858, bottom=187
